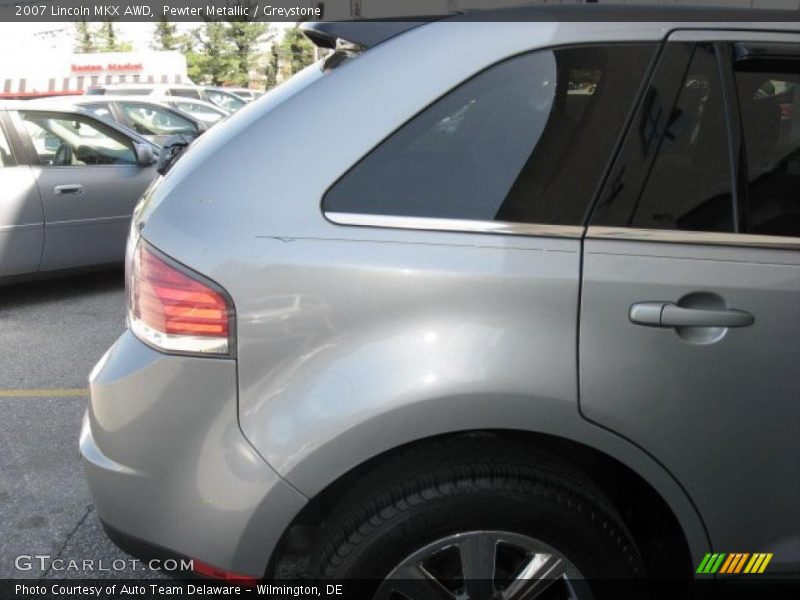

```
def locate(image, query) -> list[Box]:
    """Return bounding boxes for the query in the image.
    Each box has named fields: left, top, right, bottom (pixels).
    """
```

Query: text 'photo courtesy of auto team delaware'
left=0, top=1, right=799, bottom=600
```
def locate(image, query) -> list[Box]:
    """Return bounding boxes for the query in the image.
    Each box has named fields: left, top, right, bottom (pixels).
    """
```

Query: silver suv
left=81, top=9, right=800, bottom=597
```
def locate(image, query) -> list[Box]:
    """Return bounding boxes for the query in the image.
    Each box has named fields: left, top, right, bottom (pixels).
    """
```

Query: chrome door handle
left=54, top=184, right=83, bottom=195
left=630, top=302, right=754, bottom=328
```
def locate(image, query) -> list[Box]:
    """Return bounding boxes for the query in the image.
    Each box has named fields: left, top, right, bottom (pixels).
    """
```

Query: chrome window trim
left=586, top=226, right=800, bottom=250
left=324, top=212, right=584, bottom=239
left=0, top=222, right=40, bottom=232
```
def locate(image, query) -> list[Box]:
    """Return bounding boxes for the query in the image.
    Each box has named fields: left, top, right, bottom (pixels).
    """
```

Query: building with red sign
left=1, top=51, right=190, bottom=99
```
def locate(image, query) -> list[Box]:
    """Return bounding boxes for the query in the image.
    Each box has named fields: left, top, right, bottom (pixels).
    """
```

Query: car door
left=13, top=110, right=155, bottom=271
left=0, top=110, right=43, bottom=277
left=581, top=32, right=800, bottom=576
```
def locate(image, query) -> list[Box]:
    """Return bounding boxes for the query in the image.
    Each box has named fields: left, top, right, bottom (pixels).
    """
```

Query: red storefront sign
left=71, top=63, right=143, bottom=74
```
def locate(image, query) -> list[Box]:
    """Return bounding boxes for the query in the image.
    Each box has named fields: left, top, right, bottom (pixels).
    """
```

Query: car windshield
left=172, top=101, right=226, bottom=125
left=120, top=103, right=196, bottom=137
left=206, top=90, right=246, bottom=112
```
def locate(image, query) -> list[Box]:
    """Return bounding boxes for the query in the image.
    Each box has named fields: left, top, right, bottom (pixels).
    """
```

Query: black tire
left=312, top=436, right=645, bottom=598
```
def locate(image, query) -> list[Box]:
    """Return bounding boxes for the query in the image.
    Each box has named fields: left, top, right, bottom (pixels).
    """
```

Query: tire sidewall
left=325, top=486, right=637, bottom=582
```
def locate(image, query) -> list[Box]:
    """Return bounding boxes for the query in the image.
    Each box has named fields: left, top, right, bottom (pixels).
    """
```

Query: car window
left=84, top=103, right=114, bottom=120
left=169, top=88, right=202, bottom=100
left=119, top=102, right=196, bottom=137
left=206, top=90, right=245, bottom=112
left=0, top=124, right=13, bottom=166
left=20, top=112, right=136, bottom=166
left=174, top=101, right=225, bottom=124
left=734, top=49, right=800, bottom=238
left=324, top=44, right=656, bottom=227
left=629, top=44, right=733, bottom=233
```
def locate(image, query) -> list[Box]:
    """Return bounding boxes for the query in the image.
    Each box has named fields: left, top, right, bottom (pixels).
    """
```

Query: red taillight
left=129, top=241, right=233, bottom=355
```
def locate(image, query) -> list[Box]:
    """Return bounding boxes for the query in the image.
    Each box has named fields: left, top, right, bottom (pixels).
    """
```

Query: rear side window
left=324, top=44, right=656, bottom=227
left=734, top=49, right=800, bottom=238
left=628, top=44, right=734, bottom=233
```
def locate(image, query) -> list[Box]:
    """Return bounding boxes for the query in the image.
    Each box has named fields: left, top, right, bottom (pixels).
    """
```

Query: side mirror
left=156, top=135, right=191, bottom=175
left=197, top=122, right=208, bottom=135
left=134, top=143, right=155, bottom=166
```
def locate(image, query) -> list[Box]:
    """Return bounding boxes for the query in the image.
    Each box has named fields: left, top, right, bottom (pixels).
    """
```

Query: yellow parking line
left=0, top=388, right=88, bottom=398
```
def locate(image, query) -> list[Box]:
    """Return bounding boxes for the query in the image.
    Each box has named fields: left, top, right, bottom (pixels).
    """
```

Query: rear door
left=0, top=110, right=42, bottom=276
left=13, top=110, right=155, bottom=271
left=581, top=32, right=800, bottom=575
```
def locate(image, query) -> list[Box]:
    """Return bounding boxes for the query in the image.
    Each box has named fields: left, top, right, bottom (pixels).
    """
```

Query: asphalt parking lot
left=0, top=270, right=166, bottom=580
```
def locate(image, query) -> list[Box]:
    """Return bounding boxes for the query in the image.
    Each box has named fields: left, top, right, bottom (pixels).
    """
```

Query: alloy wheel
left=375, top=530, right=591, bottom=600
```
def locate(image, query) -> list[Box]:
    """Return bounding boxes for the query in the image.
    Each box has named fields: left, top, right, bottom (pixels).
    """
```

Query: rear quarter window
left=324, top=43, right=656, bottom=228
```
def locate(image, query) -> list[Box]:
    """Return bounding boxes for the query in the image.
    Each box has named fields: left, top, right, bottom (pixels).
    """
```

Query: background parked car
left=0, top=101, right=158, bottom=280
left=30, top=96, right=207, bottom=146
left=85, top=83, right=247, bottom=112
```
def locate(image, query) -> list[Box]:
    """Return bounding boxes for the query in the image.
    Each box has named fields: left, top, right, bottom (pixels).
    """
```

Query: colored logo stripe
left=719, top=554, right=736, bottom=574
left=697, top=553, right=726, bottom=574
left=698, top=553, right=773, bottom=574
left=720, top=553, right=749, bottom=574
left=696, top=553, right=712, bottom=574
left=744, top=553, right=773, bottom=574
